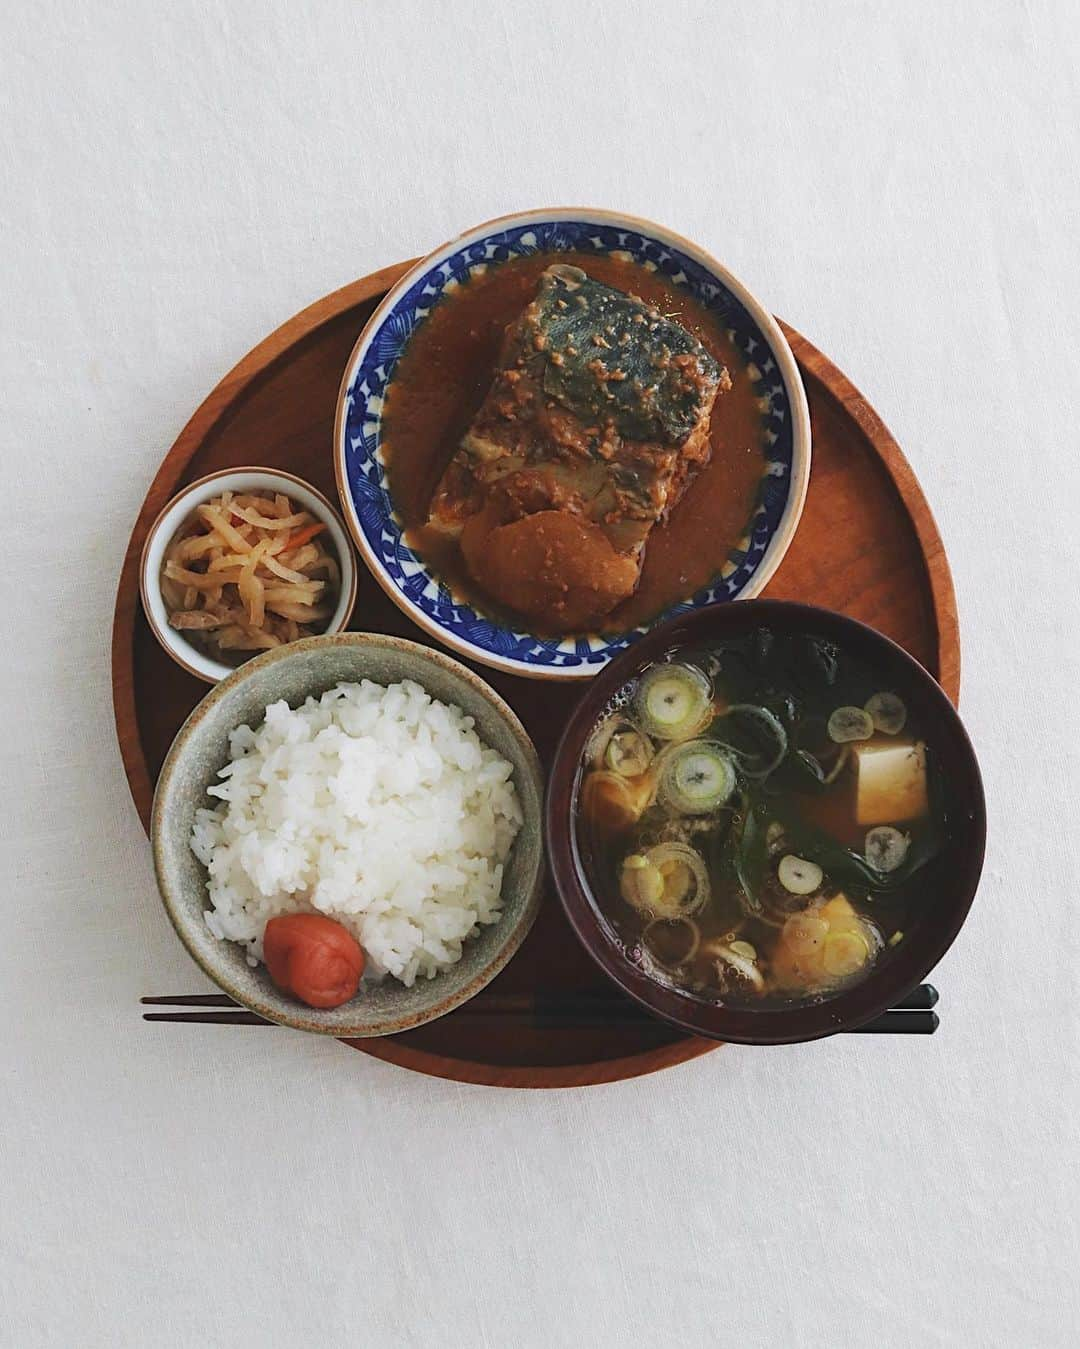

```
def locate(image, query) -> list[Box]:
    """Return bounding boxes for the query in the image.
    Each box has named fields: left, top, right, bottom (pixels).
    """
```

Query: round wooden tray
left=113, top=260, right=959, bottom=1088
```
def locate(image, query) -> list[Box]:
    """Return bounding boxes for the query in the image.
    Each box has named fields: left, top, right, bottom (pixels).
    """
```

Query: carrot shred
left=284, top=521, right=327, bottom=551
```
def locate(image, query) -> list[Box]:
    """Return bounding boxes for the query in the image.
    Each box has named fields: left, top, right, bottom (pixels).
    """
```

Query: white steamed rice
left=190, top=679, right=523, bottom=985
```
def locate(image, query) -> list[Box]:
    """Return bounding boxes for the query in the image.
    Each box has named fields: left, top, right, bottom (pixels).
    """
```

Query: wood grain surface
left=112, top=260, right=959, bottom=1088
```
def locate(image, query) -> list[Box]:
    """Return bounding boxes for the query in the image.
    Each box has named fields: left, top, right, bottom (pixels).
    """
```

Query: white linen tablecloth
left=2, top=2, right=1077, bottom=1345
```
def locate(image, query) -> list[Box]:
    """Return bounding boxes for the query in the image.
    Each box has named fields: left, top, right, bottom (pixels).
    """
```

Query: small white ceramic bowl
left=140, top=467, right=358, bottom=683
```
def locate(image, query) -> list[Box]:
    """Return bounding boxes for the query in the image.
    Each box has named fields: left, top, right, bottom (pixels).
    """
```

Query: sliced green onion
left=864, top=825, right=910, bottom=872
left=777, top=854, right=824, bottom=895
left=827, top=706, right=874, bottom=743
left=620, top=856, right=665, bottom=911
left=585, top=715, right=617, bottom=768
left=864, top=691, right=907, bottom=735
left=623, top=843, right=710, bottom=918
left=605, top=727, right=653, bottom=778
left=705, top=940, right=766, bottom=995
left=634, top=663, right=712, bottom=741
left=822, top=745, right=850, bottom=784
left=642, top=917, right=701, bottom=965
left=657, top=740, right=736, bottom=815
left=586, top=714, right=653, bottom=774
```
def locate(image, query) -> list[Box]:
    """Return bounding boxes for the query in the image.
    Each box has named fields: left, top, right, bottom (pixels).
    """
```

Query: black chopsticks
left=142, top=984, right=939, bottom=1034
left=847, top=1009, right=938, bottom=1034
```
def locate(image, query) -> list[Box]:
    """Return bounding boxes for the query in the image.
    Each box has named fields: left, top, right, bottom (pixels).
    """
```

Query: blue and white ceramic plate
left=334, top=209, right=811, bottom=680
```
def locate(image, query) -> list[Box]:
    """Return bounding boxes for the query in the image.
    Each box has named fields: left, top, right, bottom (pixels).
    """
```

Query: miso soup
left=575, top=629, right=949, bottom=1009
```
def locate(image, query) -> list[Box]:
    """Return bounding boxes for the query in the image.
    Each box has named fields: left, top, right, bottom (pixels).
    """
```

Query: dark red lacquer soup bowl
left=545, top=601, right=986, bottom=1046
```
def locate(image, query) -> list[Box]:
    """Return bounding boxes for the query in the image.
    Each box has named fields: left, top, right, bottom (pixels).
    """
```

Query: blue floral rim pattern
left=340, top=218, right=798, bottom=672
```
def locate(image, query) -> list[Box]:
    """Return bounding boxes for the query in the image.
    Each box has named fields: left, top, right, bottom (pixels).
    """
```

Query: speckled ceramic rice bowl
left=151, top=633, right=544, bottom=1036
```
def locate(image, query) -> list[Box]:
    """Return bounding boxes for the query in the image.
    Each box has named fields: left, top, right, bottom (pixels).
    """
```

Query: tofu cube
left=854, top=740, right=928, bottom=825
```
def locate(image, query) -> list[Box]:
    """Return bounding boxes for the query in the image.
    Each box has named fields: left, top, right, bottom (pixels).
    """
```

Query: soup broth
left=575, top=629, right=949, bottom=1010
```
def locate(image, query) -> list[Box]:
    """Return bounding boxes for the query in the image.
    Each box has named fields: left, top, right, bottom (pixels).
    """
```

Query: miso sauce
left=381, top=252, right=768, bottom=633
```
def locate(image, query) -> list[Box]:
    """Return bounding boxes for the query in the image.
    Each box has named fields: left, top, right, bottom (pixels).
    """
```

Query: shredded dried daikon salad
left=161, top=490, right=340, bottom=658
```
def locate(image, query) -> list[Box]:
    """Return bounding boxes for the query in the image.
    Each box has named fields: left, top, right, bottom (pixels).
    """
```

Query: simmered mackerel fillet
left=428, top=264, right=730, bottom=631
